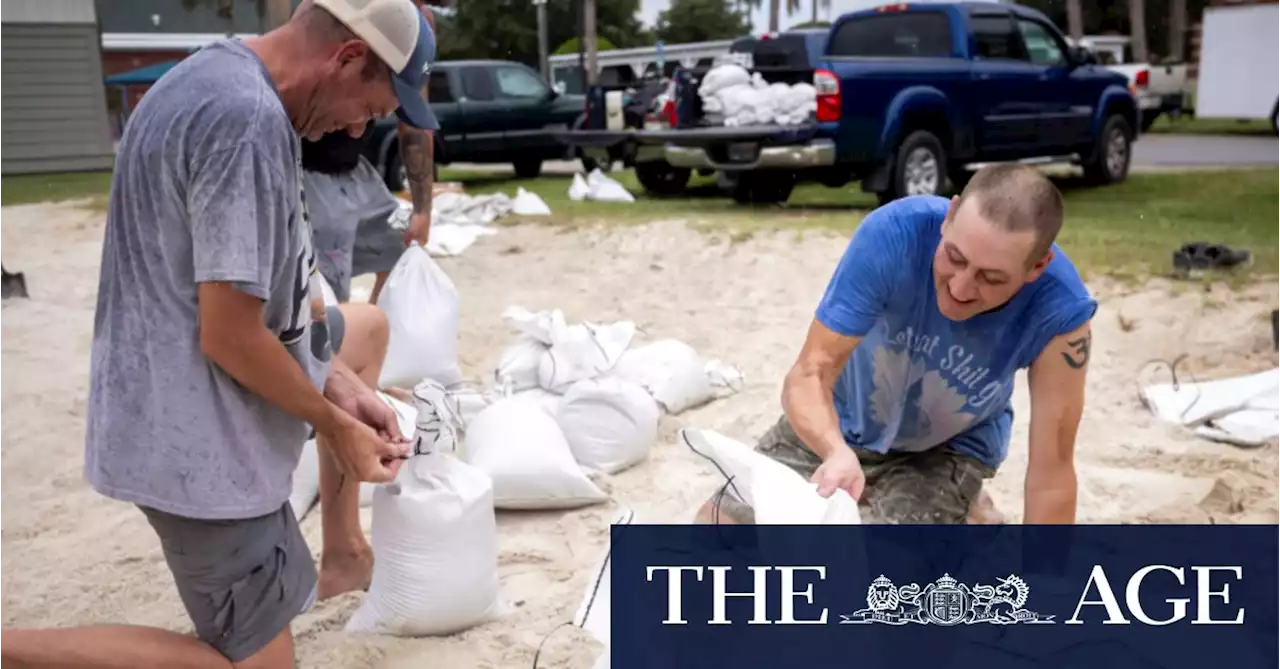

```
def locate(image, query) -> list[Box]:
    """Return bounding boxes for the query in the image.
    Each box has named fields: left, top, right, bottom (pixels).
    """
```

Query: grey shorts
left=139, top=503, right=318, bottom=662
left=711, top=415, right=996, bottom=525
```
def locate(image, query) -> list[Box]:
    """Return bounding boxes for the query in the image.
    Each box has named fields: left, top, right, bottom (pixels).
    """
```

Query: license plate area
left=726, top=142, right=760, bottom=162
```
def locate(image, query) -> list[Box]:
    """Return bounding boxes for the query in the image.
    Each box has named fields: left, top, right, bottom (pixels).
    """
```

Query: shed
left=1, top=0, right=115, bottom=174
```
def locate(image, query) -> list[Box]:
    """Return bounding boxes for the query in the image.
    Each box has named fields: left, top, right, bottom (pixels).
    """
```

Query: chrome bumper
left=664, top=139, right=837, bottom=171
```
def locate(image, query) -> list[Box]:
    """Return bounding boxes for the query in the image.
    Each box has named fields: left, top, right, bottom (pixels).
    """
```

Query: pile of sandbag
left=568, top=169, right=636, bottom=203
left=698, top=64, right=817, bottom=127
left=386, top=187, right=550, bottom=258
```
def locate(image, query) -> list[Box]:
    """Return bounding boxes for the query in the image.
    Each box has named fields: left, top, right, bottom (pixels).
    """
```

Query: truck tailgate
left=635, top=124, right=821, bottom=147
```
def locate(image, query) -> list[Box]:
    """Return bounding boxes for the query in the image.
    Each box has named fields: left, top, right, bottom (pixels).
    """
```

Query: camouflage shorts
left=709, top=415, right=995, bottom=525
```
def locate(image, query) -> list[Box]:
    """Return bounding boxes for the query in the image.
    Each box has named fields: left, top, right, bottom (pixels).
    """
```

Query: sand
left=2, top=201, right=1276, bottom=668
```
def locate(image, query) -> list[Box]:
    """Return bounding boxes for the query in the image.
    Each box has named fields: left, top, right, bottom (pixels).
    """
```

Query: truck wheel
left=730, top=171, right=795, bottom=205
left=878, top=130, right=946, bottom=206
left=635, top=162, right=692, bottom=196
left=513, top=160, right=543, bottom=179
left=1082, top=115, right=1133, bottom=186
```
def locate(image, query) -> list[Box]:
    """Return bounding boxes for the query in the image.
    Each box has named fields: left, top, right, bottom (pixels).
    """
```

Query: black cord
left=530, top=620, right=576, bottom=669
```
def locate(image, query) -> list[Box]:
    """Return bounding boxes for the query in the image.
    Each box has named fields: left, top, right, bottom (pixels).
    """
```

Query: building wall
left=2, top=1, right=116, bottom=175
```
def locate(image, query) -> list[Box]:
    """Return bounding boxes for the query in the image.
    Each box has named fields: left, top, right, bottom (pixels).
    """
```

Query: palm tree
left=1128, top=0, right=1147, bottom=62
left=1065, top=0, right=1083, bottom=41
left=808, top=0, right=830, bottom=26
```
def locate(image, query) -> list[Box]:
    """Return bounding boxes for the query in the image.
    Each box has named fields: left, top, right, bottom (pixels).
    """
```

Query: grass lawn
left=445, top=167, right=1278, bottom=279
left=1145, top=114, right=1275, bottom=136
left=5, top=166, right=1274, bottom=280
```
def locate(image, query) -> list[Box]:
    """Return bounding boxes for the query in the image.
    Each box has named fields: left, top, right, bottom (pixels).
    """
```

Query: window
left=494, top=66, right=548, bottom=100
left=460, top=67, right=494, bottom=101
left=427, top=71, right=453, bottom=103
left=1017, top=20, right=1066, bottom=66
left=971, top=14, right=1023, bottom=61
left=827, top=12, right=953, bottom=58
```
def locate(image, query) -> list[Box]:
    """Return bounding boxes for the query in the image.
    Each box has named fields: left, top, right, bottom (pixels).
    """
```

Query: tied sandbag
left=495, top=337, right=546, bottom=393
left=346, top=453, right=501, bottom=636
left=681, top=427, right=861, bottom=525
left=574, top=507, right=634, bottom=648
left=288, top=439, right=321, bottom=520
left=377, top=243, right=463, bottom=389
left=464, top=395, right=607, bottom=510
left=557, top=378, right=659, bottom=475
left=610, top=339, right=714, bottom=415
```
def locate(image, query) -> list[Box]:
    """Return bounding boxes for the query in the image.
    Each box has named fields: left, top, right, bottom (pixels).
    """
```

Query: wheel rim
left=1105, top=128, right=1127, bottom=176
left=905, top=147, right=940, bottom=195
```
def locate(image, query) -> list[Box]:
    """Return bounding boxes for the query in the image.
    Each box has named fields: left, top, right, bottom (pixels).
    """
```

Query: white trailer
left=1193, top=2, right=1279, bottom=129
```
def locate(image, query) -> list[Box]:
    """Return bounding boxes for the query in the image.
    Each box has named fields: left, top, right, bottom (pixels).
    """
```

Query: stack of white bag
left=346, top=383, right=502, bottom=637
left=698, top=64, right=817, bottom=127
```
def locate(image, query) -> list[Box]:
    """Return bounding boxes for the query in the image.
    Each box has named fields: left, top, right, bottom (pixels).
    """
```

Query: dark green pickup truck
left=361, top=59, right=589, bottom=190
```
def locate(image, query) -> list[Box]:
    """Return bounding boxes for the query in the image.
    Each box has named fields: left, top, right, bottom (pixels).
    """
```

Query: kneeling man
left=698, top=164, right=1095, bottom=525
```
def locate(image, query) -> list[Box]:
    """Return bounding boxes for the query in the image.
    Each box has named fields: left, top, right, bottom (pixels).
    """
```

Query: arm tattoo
left=399, top=125, right=434, bottom=215
left=1060, top=335, right=1091, bottom=369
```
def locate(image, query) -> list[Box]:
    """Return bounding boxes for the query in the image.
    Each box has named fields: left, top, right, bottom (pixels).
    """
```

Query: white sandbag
left=463, top=396, right=607, bottom=510
left=495, top=337, right=547, bottom=392
left=681, top=427, right=861, bottom=525
left=569, top=173, right=591, bottom=201
left=412, top=378, right=464, bottom=456
left=557, top=378, right=659, bottom=474
left=609, top=339, right=715, bottom=415
left=585, top=169, right=636, bottom=203
left=512, top=187, right=552, bottom=216
left=289, top=439, right=321, bottom=521
left=377, top=244, right=463, bottom=389
left=345, top=452, right=501, bottom=636
left=536, top=319, right=637, bottom=394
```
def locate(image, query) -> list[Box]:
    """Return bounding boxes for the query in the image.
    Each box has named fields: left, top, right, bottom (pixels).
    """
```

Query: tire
left=1081, top=114, right=1133, bottom=186
left=634, top=161, right=692, bottom=196
left=513, top=159, right=543, bottom=179
left=730, top=171, right=795, bottom=205
left=876, top=129, right=946, bottom=206
left=579, top=155, right=600, bottom=173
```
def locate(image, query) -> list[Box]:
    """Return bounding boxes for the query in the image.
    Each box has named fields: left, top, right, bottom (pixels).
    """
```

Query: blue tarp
left=104, top=60, right=180, bottom=86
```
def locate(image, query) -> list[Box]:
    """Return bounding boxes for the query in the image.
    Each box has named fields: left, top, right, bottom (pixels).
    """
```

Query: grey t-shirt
left=84, top=39, right=332, bottom=520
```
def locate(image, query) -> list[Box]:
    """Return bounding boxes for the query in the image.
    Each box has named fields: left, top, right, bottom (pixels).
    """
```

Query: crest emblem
left=840, top=573, right=1055, bottom=626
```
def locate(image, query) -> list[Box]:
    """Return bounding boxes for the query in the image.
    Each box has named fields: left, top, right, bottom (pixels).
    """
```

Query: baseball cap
left=313, top=0, right=439, bottom=130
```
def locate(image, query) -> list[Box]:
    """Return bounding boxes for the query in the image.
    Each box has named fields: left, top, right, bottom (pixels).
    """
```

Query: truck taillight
left=1135, top=69, right=1149, bottom=88
left=814, top=69, right=841, bottom=123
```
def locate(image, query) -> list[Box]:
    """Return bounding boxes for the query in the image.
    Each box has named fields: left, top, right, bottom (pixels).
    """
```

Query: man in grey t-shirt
left=1, top=1, right=439, bottom=667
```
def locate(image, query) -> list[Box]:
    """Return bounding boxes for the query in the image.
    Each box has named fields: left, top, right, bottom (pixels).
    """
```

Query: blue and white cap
left=314, top=0, right=439, bottom=130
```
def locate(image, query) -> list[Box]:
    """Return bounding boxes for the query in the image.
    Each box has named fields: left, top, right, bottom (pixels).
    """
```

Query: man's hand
left=319, top=412, right=407, bottom=483
left=782, top=318, right=863, bottom=493
left=321, top=358, right=410, bottom=482
left=405, top=212, right=431, bottom=247
left=811, top=448, right=866, bottom=500
left=1023, top=320, right=1091, bottom=524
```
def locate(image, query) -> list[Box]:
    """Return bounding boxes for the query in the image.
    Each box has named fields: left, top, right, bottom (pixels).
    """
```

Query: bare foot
left=317, top=547, right=374, bottom=600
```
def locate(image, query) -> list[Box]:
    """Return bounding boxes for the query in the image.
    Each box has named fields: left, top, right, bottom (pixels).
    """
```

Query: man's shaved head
left=931, top=164, right=1065, bottom=321
left=953, top=164, right=1064, bottom=261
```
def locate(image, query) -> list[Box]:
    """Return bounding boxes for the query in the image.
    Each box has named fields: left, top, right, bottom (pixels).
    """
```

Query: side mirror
left=1068, top=45, right=1097, bottom=67
left=552, top=81, right=567, bottom=95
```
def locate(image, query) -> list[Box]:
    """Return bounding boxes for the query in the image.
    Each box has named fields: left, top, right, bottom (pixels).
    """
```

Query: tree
left=657, top=0, right=752, bottom=45
left=439, top=0, right=646, bottom=66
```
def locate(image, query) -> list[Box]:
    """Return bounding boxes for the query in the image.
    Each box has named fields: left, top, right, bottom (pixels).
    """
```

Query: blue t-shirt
left=816, top=195, right=1097, bottom=470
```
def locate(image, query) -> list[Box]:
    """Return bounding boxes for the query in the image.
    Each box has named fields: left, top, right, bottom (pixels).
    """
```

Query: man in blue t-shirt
left=698, top=164, right=1096, bottom=525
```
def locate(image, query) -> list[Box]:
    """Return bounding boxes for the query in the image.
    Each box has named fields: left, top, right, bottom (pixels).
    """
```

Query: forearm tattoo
left=400, top=125, right=434, bottom=216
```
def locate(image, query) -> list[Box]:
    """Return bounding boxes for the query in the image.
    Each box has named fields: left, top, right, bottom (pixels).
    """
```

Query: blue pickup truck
left=567, top=2, right=1139, bottom=205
